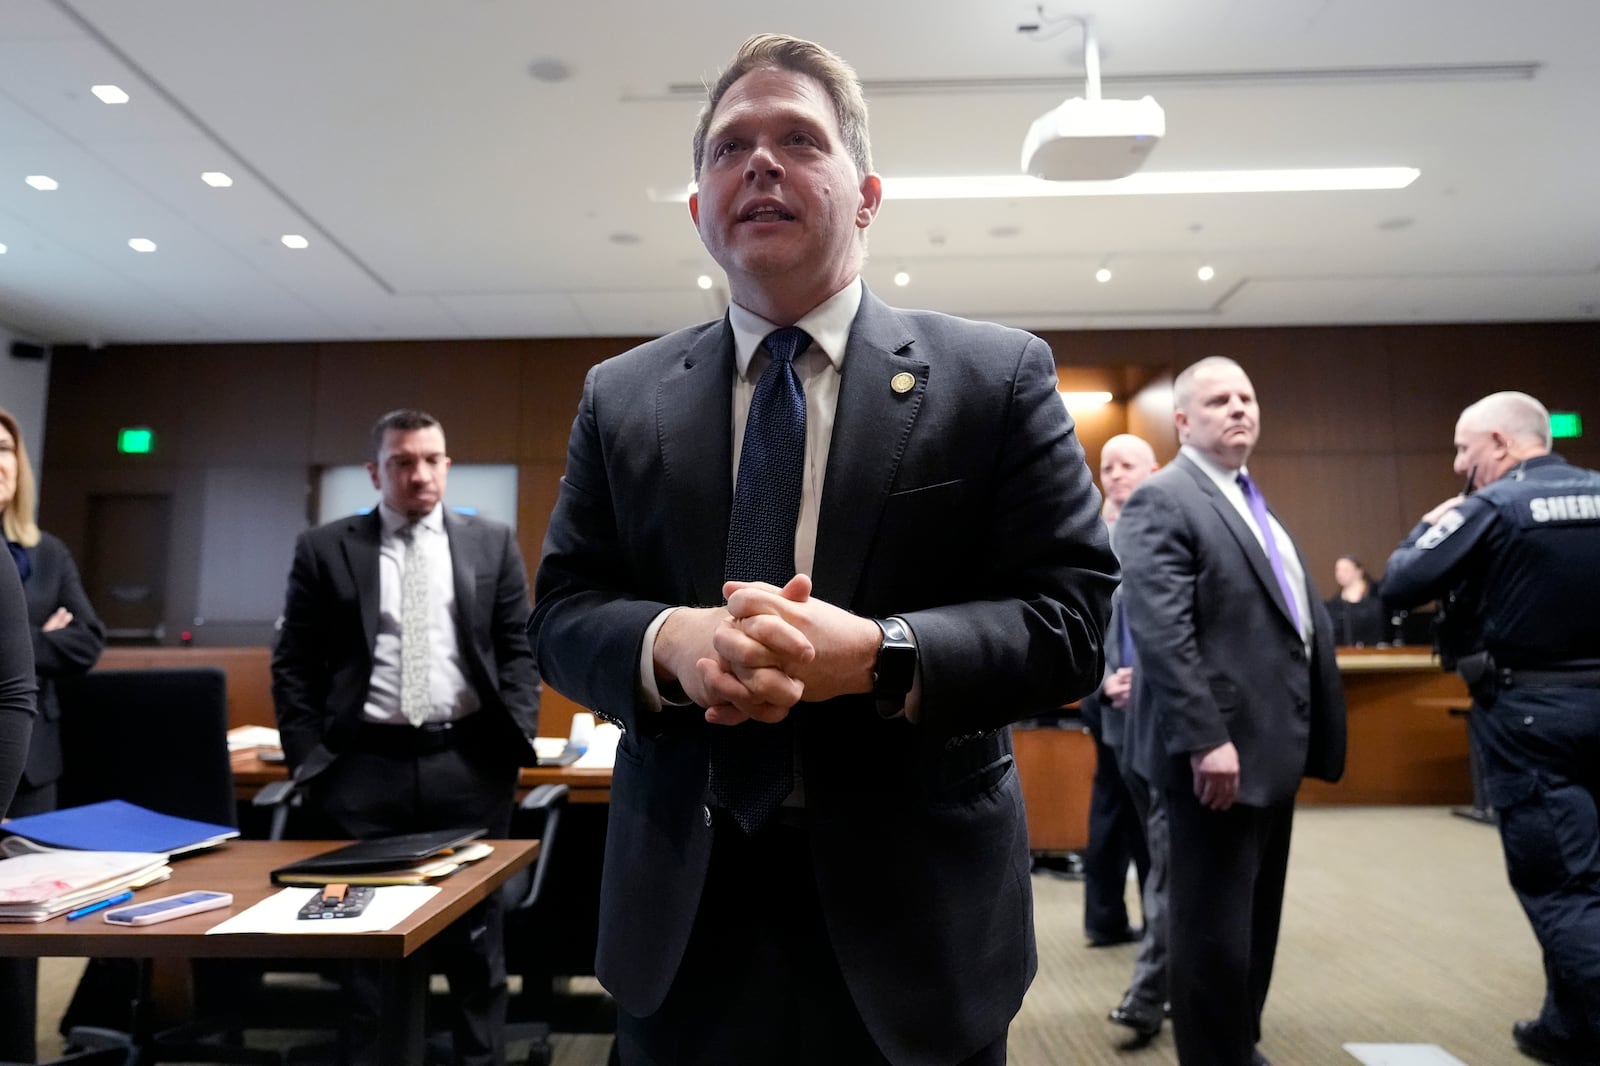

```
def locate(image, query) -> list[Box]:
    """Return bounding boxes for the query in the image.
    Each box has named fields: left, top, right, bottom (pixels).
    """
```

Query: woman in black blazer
left=1324, top=554, right=1394, bottom=647
left=0, top=404, right=105, bottom=1063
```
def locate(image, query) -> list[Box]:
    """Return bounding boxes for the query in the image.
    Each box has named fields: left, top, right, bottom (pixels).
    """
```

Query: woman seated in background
left=0, top=404, right=105, bottom=1064
left=1325, top=554, right=1394, bottom=647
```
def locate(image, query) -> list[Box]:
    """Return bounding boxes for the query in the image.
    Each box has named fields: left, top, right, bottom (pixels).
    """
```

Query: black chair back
left=55, top=667, right=235, bottom=828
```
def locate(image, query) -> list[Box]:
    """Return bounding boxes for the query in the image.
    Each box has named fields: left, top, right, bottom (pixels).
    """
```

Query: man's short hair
left=692, top=33, right=873, bottom=184
left=1458, top=391, right=1552, bottom=451
left=370, top=408, right=441, bottom=459
left=1173, top=356, right=1247, bottom=411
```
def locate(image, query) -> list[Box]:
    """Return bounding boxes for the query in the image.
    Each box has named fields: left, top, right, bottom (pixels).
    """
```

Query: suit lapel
left=444, top=510, right=477, bottom=621
left=812, top=289, right=922, bottom=606
left=342, top=511, right=383, bottom=651
left=1175, top=454, right=1298, bottom=629
left=658, top=322, right=736, bottom=606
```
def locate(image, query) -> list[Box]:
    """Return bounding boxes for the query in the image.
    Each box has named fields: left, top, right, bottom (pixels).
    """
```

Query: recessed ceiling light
left=1197, top=264, right=1216, bottom=282
left=25, top=176, right=59, bottom=191
left=1377, top=216, right=1414, bottom=231
left=696, top=274, right=713, bottom=290
left=1095, top=267, right=1112, bottom=283
left=893, top=270, right=911, bottom=287
left=609, top=232, right=640, bottom=245
left=128, top=238, right=157, bottom=252
left=0, top=243, right=8, bottom=255
left=989, top=225, right=1021, bottom=239
left=201, top=171, right=233, bottom=187
left=91, top=84, right=130, bottom=104
left=280, top=234, right=309, bottom=249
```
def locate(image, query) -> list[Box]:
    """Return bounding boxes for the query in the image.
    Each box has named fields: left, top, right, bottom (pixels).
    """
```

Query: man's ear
left=366, top=462, right=380, bottom=491
left=688, top=192, right=700, bottom=227
left=856, top=173, right=882, bottom=229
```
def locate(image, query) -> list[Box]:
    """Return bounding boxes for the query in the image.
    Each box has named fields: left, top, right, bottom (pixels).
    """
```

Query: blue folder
left=0, top=799, right=239, bottom=855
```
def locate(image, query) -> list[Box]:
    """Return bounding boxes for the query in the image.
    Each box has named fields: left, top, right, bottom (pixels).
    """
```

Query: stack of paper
left=0, top=850, right=171, bottom=923
left=0, top=799, right=239, bottom=856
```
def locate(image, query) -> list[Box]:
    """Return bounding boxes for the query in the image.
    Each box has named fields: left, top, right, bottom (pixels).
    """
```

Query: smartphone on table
left=103, top=890, right=233, bottom=926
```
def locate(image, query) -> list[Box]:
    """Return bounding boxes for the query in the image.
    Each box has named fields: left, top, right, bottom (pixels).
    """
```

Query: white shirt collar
left=1181, top=444, right=1251, bottom=493
left=728, top=277, right=862, bottom=380
left=377, top=501, right=445, bottom=536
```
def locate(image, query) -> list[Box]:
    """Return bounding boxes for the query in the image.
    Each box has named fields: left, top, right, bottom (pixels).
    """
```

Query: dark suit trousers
left=1165, top=764, right=1293, bottom=1066
left=616, top=811, right=1008, bottom=1066
left=1083, top=731, right=1150, bottom=939
left=310, top=732, right=516, bottom=1066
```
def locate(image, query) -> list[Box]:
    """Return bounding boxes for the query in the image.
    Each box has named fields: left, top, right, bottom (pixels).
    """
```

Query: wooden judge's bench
left=1009, top=646, right=1474, bottom=853
left=95, top=644, right=1471, bottom=853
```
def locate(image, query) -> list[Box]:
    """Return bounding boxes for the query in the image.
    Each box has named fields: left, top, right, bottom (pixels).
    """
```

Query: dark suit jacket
left=531, top=288, right=1118, bottom=1065
left=1114, top=454, right=1345, bottom=807
left=271, top=509, right=540, bottom=776
left=19, top=532, right=105, bottom=790
left=0, top=557, right=37, bottom=818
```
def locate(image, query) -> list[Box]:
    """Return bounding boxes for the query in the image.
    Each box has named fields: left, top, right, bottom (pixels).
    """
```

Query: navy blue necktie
left=710, top=326, right=809, bottom=833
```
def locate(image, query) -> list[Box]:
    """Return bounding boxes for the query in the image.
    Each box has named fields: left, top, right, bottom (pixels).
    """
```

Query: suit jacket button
left=702, top=804, right=713, bottom=827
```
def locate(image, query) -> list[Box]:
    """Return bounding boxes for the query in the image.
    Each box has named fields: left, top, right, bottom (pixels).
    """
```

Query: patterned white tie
left=399, top=523, right=431, bottom=727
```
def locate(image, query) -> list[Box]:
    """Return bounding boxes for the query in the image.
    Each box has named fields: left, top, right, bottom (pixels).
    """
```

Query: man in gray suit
left=531, top=33, right=1117, bottom=1066
left=1115, top=358, right=1346, bottom=1066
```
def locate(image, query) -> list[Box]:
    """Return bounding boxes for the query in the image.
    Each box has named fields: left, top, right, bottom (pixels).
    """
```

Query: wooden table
left=0, top=839, right=537, bottom=1065
left=229, top=747, right=613, bottom=804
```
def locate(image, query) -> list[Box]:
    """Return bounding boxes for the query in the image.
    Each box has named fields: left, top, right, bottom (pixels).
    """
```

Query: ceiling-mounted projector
left=1021, top=96, right=1165, bottom=180
left=1018, top=12, right=1164, bottom=181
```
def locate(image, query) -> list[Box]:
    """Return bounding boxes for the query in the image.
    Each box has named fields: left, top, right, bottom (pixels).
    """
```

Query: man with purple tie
left=1114, top=356, right=1347, bottom=1066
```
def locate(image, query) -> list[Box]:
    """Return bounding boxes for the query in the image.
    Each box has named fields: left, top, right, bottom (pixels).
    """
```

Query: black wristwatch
left=872, top=617, right=918, bottom=708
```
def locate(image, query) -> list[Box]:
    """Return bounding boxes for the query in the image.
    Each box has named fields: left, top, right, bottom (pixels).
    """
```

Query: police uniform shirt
left=1382, top=453, right=1600, bottom=668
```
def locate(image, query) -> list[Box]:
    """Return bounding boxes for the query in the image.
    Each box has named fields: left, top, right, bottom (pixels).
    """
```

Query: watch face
left=874, top=618, right=917, bottom=700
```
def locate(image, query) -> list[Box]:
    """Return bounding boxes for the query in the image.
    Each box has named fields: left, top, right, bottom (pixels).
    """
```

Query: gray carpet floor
left=35, top=805, right=1542, bottom=1065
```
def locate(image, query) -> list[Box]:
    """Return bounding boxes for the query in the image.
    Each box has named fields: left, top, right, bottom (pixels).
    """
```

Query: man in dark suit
left=1115, top=357, right=1346, bottom=1066
left=530, top=33, right=1118, bottom=1066
left=272, top=409, right=540, bottom=1066
left=1079, top=435, right=1158, bottom=953
left=1087, top=434, right=1172, bottom=1045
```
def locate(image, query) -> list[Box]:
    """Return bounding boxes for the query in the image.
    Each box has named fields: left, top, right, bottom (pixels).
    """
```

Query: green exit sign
left=1550, top=412, right=1582, bottom=439
left=117, top=427, right=154, bottom=454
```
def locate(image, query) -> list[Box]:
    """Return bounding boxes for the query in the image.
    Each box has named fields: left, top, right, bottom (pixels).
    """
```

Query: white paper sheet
left=573, top=723, right=620, bottom=768
left=203, top=885, right=439, bottom=934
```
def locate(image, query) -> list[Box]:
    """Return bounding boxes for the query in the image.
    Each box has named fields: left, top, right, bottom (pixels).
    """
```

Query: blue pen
left=66, top=890, right=134, bottom=921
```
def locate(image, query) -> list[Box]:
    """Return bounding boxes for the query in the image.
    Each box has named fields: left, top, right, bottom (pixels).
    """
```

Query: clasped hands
left=654, top=574, right=880, bottom=726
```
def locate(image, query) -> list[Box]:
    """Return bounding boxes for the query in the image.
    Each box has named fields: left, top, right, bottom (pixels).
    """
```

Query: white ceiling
left=2, top=0, right=1598, bottom=345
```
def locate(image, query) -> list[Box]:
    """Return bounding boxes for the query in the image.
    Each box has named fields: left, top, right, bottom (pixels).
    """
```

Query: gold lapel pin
left=890, top=371, right=915, bottom=394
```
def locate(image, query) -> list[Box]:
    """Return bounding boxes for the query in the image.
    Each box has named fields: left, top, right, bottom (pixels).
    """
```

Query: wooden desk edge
left=0, top=839, right=538, bottom=960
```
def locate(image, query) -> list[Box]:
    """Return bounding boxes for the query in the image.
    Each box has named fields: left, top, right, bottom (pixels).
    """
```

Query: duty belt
left=1497, top=664, right=1600, bottom=689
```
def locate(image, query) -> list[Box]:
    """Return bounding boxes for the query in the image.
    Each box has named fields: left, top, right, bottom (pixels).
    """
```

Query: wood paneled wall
left=41, top=322, right=1600, bottom=644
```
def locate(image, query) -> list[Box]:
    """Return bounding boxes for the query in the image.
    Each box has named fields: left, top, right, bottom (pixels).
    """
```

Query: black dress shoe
left=1086, top=925, right=1142, bottom=947
left=1513, top=1018, right=1595, bottom=1065
left=1107, top=994, right=1162, bottom=1041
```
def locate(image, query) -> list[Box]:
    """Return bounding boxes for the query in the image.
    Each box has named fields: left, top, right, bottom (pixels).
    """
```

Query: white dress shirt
left=364, top=502, right=480, bottom=724
left=1181, top=445, right=1312, bottom=648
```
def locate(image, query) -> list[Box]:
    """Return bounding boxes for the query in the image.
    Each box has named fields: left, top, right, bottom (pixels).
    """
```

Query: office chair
left=55, top=667, right=236, bottom=828
left=50, top=667, right=292, bottom=1065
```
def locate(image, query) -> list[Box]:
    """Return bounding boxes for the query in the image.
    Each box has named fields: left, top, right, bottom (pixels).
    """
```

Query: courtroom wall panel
left=40, top=320, right=1600, bottom=648
left=1248, top=452, right=1406, bottom=590
left=309, top=339, right=526, bottom=464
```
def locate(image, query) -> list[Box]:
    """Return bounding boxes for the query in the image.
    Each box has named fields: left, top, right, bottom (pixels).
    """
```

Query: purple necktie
left=709, top=326, right=810, bottom=833
left=1236, top=472, right=1301, bottom=630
